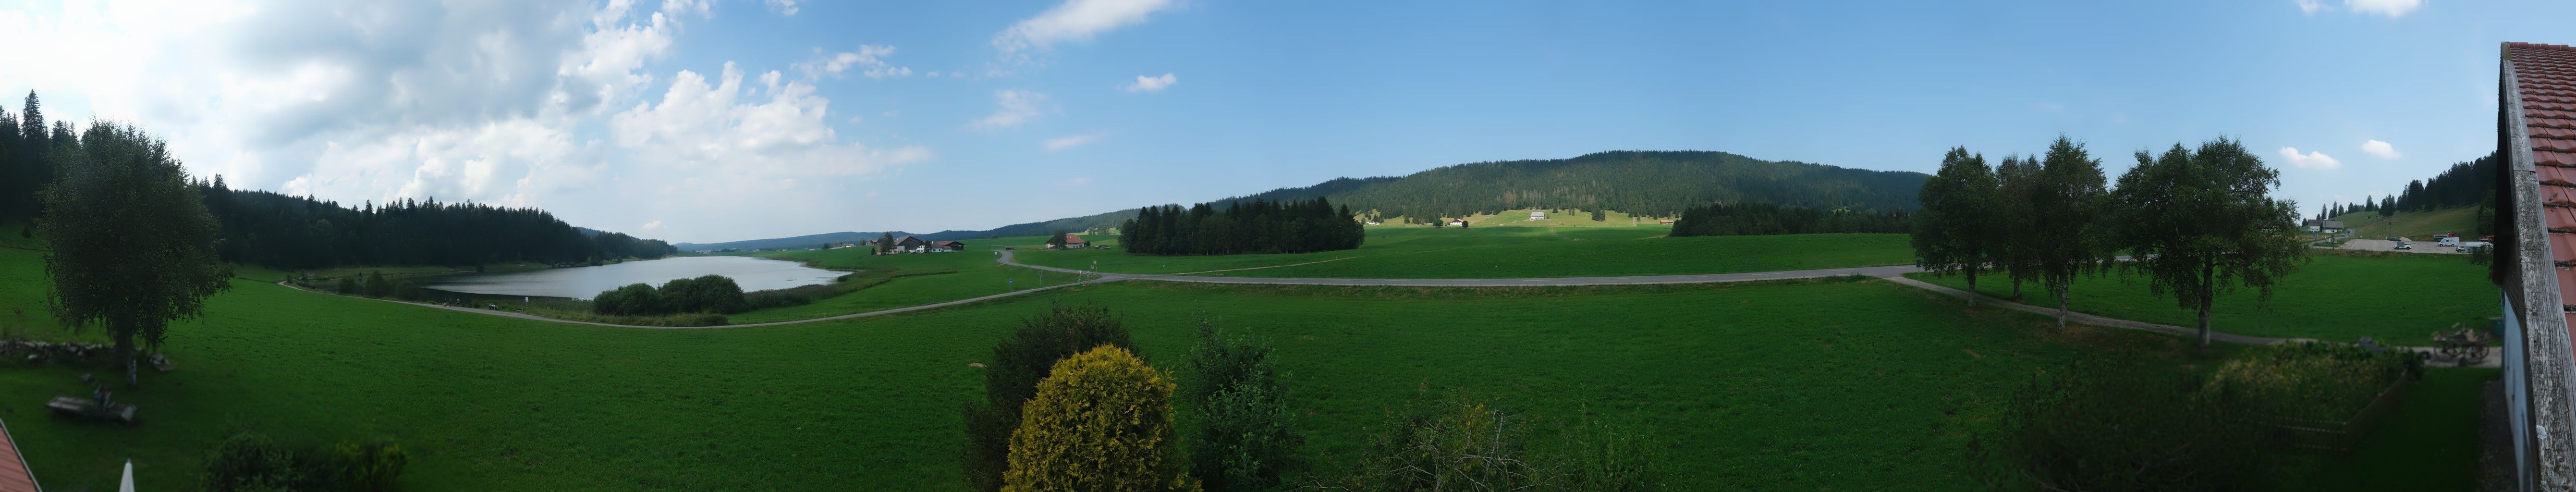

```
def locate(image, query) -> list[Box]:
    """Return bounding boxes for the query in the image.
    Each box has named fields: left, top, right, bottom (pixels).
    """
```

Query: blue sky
left=0, top=0, right=2563, bottom=242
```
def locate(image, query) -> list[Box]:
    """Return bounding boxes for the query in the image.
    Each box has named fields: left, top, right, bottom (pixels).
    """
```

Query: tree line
left=0, top=92, right=72, bottom=232
left=1317, top=150, right=1927, bottom=222
left=191, top=175, right=673, bottom=270
left=2318, top=152, right=2497, bottom=220
left=1911, top=136, right=2307, bottom=346
left=1667, top=202, right=1911, bottom=236
left=1118, top=197, right=1365, bottom=256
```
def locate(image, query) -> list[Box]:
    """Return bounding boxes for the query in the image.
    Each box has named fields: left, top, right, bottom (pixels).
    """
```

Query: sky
left=0, top=0, right=2563, bottom=243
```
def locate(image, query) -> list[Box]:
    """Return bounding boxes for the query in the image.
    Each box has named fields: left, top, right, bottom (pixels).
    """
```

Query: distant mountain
left=690, top=150, right=1930, bottom=247
left=675, top=231, right=916, bottom=252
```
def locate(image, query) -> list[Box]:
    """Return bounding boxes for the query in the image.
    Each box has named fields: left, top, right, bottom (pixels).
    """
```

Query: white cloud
left=2296, top=0, right=2424, bottom=17
left=765, top=0, right=800, bottom=15
left=2278, top=147, right=2343, bottom=169
left=2345, top=0, right=2422, bottom=17
left=1059, top=176, right=1094, bottom=187
left=793, top=45, right=910, bottom=80
left=971, top=89, right=1050, bottom=129
left=2360, top=139, right=2402, bottom=159
left=641, top=220, right=663, bottom=231
left=1044, top=133, right=1106, bottom=150
left=992, top=0, right=1180, bottom=54
left=1123, top=73, right=1177, bottom=93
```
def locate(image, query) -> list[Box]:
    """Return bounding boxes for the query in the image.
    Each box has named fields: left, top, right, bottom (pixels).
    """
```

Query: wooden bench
left=47, top=396, right=135, bottom=424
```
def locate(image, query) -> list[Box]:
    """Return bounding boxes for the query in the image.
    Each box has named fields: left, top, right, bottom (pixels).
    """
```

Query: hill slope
left=701, top=150, right=1929, bottom=246
left=2332, top=206, right=2485, bottom=241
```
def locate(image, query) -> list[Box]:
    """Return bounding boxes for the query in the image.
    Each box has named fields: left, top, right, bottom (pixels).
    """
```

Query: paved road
left=2340, top=238, right=2470, bottom=254
left=996, top=249, right=1921, bottom=286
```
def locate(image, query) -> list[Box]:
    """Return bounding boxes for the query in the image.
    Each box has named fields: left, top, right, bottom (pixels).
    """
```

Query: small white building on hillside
left=1529, top=210, right=1545, bottom=221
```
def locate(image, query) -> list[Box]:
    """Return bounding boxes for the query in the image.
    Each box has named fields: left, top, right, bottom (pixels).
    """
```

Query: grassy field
left=724, top=246, right=1091, bottom=323
left=0, top=240, right=2492, bottom=491
left=1906, top=252, right=2497, bottom=345
left=2334, top=206, right=2482, bottom=241
left=1462, top=208, right=1650, bottom=227
left=1011, top=227, right=1915, bottom=278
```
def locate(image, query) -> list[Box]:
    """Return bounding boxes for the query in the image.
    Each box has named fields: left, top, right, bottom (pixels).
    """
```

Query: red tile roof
left=0, top=418, right=37, bottom=492
left=1062, top=234, right=1087, bottom=244
left=2509, top=43, right=2576, bottom=325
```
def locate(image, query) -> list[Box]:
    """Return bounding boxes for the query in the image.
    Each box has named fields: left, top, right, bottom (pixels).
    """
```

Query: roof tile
left=2559, top=266, right=2576, bottom=307
left=2552, top=207, right=2576, bottom=230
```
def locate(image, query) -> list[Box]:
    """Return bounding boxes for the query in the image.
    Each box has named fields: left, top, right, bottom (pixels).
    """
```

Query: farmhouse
left=1050, top=234, right=1089, bottom=249
left=931, top=240, right=967, bottom=252
left=2491, top=41, right=2576, bottom=491
left=1529, top=210, right=1545, bottom=221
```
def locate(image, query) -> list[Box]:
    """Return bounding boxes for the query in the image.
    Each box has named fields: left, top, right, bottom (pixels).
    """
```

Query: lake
left=422, top=256, right=843, bottom=299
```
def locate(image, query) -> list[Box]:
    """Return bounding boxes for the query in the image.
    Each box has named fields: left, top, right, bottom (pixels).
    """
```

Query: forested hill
left=691, top=150, right=1929, bottom=247
left=1287, top=151, right=1925, bottom=220
left=198, top=183, right=677, bottom=270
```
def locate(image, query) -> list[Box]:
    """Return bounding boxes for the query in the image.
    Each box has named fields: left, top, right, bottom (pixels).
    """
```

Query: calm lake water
left=422, top=256, right=842, bottom=299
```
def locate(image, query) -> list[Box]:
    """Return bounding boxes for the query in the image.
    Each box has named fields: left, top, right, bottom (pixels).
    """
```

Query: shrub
left=1002, top=345, right=1188, bottom=492
left=335, top=278, right=361, bottom=295
left=1321, top=394, right=1660, bottom=492
left=2207, top=342, right=2422, bottom=422
left=964, top=304, right=1135, bottom=492
left=201, top=432, right=321, bottom=492
left=1184, top=320, right=1304, bottom=491
left=331, top=441, right=409, bottom=492
left=659, top=274, right=748, bottom=314
left=362, top=271, right=391, bottom=298
left=592, top=283, right=662, bottom=316
left=1966, top=357, right=2269, bottom=492
left=393, top=281, right=422, bottom=301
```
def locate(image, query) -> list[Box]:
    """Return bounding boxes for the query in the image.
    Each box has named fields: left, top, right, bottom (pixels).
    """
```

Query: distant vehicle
left=2439, top=236, right=2461, bottom=246
left=2457, top=246, right=2470, bottom=253
left=2396, top=243, right=2412, bottom=250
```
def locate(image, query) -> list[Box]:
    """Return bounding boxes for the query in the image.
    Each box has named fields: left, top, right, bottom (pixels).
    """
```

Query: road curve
left=995, top=249, right=1920, bottom=286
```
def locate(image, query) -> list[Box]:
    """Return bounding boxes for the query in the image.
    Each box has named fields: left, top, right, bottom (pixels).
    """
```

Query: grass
left=726, top=245, right=1090, bottom=323
left=2, top=240, right=2286, bottom=491
left=1462, top=208, right=1650, bottom=227
left=2335, top=206, right=2482, bottom=241
left=1905, top=252, right=2498, bottom=345
left=1011, top=227, right=1915, bottom=278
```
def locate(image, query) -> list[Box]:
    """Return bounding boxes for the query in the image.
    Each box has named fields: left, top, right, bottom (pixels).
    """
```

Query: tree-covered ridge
left=196, top=180, right=676, bottom=270
left=1119, top=197, right=1365, bottom=256
left=1667, top=202, right=1911, bottom=237
left=1324, top=150, right=1927, bottom=221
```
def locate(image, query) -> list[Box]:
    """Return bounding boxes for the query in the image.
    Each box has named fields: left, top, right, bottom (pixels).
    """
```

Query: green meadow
left=1011, top=227, right=1915, bottom=278
left=0, top=240, right=2490, bottom=491
left=723, top=245, right=1092, bottom=323
left=1905, top=252, right=2498, bottom=345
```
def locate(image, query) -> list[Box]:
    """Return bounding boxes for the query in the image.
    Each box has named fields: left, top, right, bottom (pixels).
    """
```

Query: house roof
left=0, top=418, right=37, bottom=492
left=931, top=240, right=962, bottom=246
left=1061, top=234, right=1087, bottom=244
left=894, top=235, right=921, bottom=243
left=2510, top=43, right=2576, bottom=310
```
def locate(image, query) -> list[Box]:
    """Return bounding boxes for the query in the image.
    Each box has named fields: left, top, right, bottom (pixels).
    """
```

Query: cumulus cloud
left=642, top=220, right=663, bottom=231
left=0, top=0, right=930, bottom=242
left=2278, top=147, right=2343, bottom=169
left=992, top=0, right=1180, bottom=54
left=2296, top=0, right=2424, bottom=17
left=971, top=89, right=1050, bottom=129
left=765, top=0, right=800, bottom=15
left=1123, top=73, right=1177, bottom=93
left=794, top=44, right=910, bottom=80
left=2361, top=139, right=2402, bottom=159
left=1044, top=133, right=1106, bottom=150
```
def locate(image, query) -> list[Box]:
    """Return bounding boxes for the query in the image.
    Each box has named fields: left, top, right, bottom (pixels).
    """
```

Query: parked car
left=2396, top=243, right=2412, bottom=250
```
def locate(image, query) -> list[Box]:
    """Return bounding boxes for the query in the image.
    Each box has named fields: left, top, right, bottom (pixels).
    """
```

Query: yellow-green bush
left=1002, top=345, right=1193, bottom=492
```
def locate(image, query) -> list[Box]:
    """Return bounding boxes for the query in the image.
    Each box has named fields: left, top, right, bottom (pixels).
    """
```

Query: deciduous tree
left=2028, top=136, right=2113, bottom=330
left=964, top=305, right=1136, bottom=492
left=2110, top=138, right=2306, bottom=346
left=1912, top=147, right=2000, bottom=306
left=37, top=121, right=231, bottom=386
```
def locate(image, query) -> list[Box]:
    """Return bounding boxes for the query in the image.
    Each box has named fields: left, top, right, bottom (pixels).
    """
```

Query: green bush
left=2207, top=342, right=2422, bottom=422
left=963, top=304, right=1135, bottom=492
left=362, top=271, right=391, bottom=298
left=590, top=275, right=752, bottom=315
left=1001, top=345, right=1187, bottom=492
left=592, top=283, right=662, bottom=315
left=331, top=441, right=409, bottom=492
left=201, top=432, right=321, bottom=492
left=335, top=278, right=361, bottom=295
left=1321, top=393, right=1661, bottom=492
left=1967, top=357, right=2269, bottom=492
left=1184, top=320, right=1304, bottom=491
left=393, top=281, right=422, bottom=301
